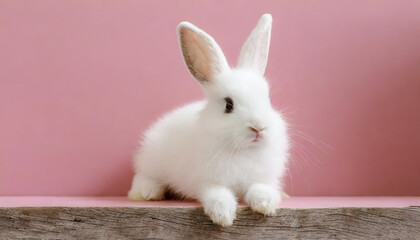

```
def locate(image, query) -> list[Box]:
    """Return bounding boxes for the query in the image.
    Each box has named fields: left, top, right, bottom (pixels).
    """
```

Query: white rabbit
left=128, top=14, right=289, bottom=227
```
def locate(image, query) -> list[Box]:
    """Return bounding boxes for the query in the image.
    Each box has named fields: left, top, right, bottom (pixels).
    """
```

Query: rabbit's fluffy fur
left=129, top=14, right=289, bottom=227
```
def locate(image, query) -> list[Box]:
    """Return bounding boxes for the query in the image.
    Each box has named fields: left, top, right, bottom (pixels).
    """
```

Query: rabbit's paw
left=201, top=187, right=237, bottom=227
left=128, top=191, right=145, bottom=201
left=245, top=183, right=280, bottom=216
left=128, top=174, right=165, bottom=201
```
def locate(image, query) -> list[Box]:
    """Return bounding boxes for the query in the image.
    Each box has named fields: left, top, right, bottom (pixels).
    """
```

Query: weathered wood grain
left=1, top=206, right=419, bottom=239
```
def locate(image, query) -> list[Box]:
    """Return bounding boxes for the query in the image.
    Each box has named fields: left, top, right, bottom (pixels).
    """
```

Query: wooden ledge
left=1, top=197, right=419, bottom=239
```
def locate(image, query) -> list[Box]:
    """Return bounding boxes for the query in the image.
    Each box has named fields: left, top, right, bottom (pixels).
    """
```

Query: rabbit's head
left=178, top=14, right=283, bottom=149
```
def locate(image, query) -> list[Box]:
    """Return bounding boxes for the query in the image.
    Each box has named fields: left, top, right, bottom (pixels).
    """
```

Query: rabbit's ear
left=237, top=14, right=272, bottom=75
left=178, top=22, right=229, bottom=85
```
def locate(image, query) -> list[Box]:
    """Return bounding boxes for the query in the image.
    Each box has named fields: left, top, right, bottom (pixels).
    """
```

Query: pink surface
left=1, top=1, right=420, bottom=196
left=0, top=197, right=419, bottom=208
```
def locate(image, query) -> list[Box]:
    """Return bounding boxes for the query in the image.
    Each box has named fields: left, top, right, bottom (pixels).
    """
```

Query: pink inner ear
left=189, top=31, right=210, bottom=64
left=181, top=28, right=213, bottom=84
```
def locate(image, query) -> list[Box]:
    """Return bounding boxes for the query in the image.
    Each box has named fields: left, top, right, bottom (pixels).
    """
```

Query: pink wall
left=1, top=0, right=419, bottom=196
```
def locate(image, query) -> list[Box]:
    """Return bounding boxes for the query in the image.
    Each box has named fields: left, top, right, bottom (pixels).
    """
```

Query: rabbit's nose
left=249, top=126, right=266, bottom=133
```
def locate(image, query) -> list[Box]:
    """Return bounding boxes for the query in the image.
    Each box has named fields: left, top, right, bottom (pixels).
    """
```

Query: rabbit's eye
left=224, top=97, right=234, bottom=113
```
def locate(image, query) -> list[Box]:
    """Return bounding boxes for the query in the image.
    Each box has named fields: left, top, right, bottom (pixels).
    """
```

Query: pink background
left=1, top=0, right=419, bottom=196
